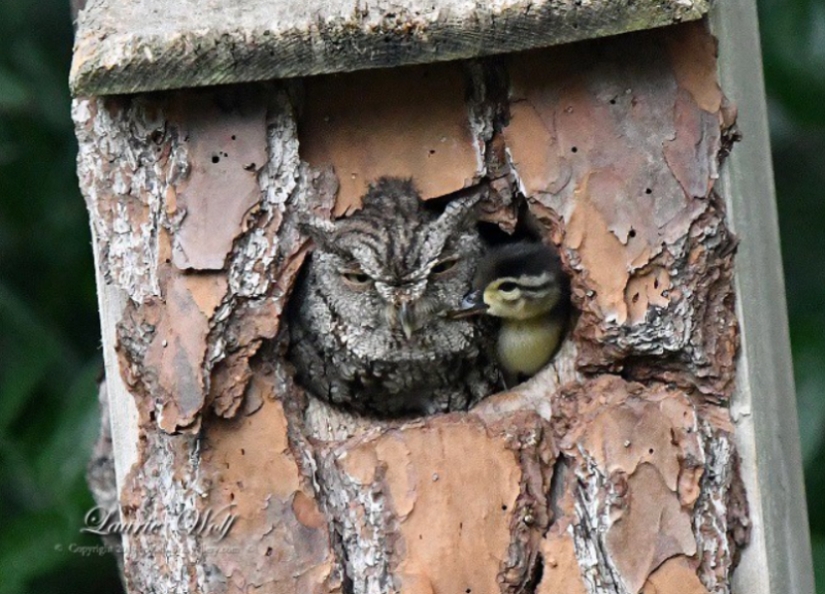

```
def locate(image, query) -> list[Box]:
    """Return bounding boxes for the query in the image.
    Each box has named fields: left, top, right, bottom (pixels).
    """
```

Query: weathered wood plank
left=709, top=1, right=816, bottom=593
left=70, top=0, right=711, bottom=96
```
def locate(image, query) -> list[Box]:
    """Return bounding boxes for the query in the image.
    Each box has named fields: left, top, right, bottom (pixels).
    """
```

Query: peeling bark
left=77, top=20, right=747, bottom=594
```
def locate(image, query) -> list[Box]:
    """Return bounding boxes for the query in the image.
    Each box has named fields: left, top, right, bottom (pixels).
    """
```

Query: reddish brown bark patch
left=315, top=411, right=557, bottom=593
left=300, top=62, right=482, bottom=215
left=504, top=22, right=738, bottom=398
left=169, top=89, right=268, bottom=271
left=552, top=376, right=711, bottom=593
left=642, top=557, right=710, bottom=594
left=201, top=373, right=338, bottom=592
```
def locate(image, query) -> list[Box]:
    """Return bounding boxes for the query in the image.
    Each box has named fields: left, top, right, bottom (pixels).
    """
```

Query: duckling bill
left=454, top=242, right=569, bottom=380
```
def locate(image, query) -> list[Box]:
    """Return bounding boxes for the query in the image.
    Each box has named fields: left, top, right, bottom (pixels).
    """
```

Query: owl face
left=303, top=179, right=484, bottom=359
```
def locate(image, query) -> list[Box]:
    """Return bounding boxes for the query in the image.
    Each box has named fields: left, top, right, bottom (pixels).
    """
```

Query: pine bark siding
left=76, top=20, right=751, bottom=594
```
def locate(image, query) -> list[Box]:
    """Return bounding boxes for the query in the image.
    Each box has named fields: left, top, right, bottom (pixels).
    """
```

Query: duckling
left=455, top=242, right=569, bottom=383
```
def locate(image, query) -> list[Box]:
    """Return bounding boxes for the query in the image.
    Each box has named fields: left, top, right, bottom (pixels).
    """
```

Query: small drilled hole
left=645, top=188, right=652, bottom=194
left=628, top=229, right=636, bottom=238
left=211, top=155, right=220, bottom=164
left=571, top=146, right=578, bottom=153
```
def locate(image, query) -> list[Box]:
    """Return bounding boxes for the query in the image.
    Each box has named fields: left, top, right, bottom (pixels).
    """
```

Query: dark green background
left=0, top=1, right=822, bottom=592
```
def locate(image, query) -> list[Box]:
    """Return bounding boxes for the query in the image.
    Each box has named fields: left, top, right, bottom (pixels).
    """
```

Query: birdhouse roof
left=70, top=0, right=711, bottom=96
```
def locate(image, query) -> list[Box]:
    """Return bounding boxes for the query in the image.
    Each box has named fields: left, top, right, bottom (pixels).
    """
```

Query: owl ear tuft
left=431, top=191, right=482, bottom=238
left=299, top=216, right=338, bottom=248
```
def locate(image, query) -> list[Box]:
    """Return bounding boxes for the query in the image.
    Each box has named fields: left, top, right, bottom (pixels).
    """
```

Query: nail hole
left=231, top=135, right=237, bottom=140
left=211, top=155, right=220, bottom=164
left=571, top=146, right=578, bottom=153
left=645, top=188, right=652, bottom=194
left=501, top=504, right=508, bottom=511
left=628, top=229, right=636, bottom=238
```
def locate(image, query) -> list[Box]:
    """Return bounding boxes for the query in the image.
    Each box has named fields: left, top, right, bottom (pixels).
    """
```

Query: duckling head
left=458, top=242, right=566, bottom=320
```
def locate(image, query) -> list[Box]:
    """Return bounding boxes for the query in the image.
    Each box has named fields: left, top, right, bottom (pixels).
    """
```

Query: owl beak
left=398, top=302, right=416, bottom=340
left=450, top=289, right=488, bottom=319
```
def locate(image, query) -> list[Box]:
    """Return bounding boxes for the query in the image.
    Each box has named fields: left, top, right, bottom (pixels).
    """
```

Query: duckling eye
left=341, top=270, right=372, bottom=286
left=498, top=282, right=518, bottom=293
left=430, top=257, right=459, bottom=275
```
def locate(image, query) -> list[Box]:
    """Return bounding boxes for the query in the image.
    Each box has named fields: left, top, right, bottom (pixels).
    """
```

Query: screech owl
left=287, top=178, right=498, bottom=417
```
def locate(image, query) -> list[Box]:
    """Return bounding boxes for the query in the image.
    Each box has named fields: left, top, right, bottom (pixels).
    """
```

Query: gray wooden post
left=711, top=1, right=815, bottom=593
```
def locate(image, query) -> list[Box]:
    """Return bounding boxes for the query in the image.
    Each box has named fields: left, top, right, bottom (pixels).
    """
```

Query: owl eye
left=430, top=257, right=459, bottom=276
left=498, top=281, right=519, bottom=293
left=341, top=269, right=372, bottom=287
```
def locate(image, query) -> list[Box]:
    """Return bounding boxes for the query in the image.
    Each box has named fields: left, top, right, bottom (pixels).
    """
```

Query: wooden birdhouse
left=71, top=0, right=813, bottom=592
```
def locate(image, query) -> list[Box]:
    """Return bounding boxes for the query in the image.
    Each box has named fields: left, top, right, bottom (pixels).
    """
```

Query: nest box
left=70, top=1, right=813, bottom=593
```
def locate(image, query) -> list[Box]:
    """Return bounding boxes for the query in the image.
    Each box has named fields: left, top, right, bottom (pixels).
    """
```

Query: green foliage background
left=0, top=1, right=822, bottom=592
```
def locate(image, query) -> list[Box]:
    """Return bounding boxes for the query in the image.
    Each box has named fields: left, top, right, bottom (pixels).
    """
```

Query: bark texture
left=75, top=21, right=748, bottom=594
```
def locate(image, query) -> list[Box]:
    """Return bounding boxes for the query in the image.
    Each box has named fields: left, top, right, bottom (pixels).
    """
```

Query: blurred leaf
left=0, top=512, right=70, bottom=594
left=34, top=359, right=100, bottom=502
left=0, top=280, right=80, bottom=371
left=0, top=434, right=48, bottom=511
left=0, top=342, right=53, bottom=434
left=6, top=38, right=71, bottom=131
left=797, top=361, right=825, bottom=467
left=759, top=0, right=825, bottom=125
left=0, top=68, right=28, bottom=112
left=813, top=535, right=825, bottom=594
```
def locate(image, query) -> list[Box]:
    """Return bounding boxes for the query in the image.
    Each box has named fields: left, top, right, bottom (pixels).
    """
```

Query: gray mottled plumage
left=287, top=178, right=497, bottom=417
